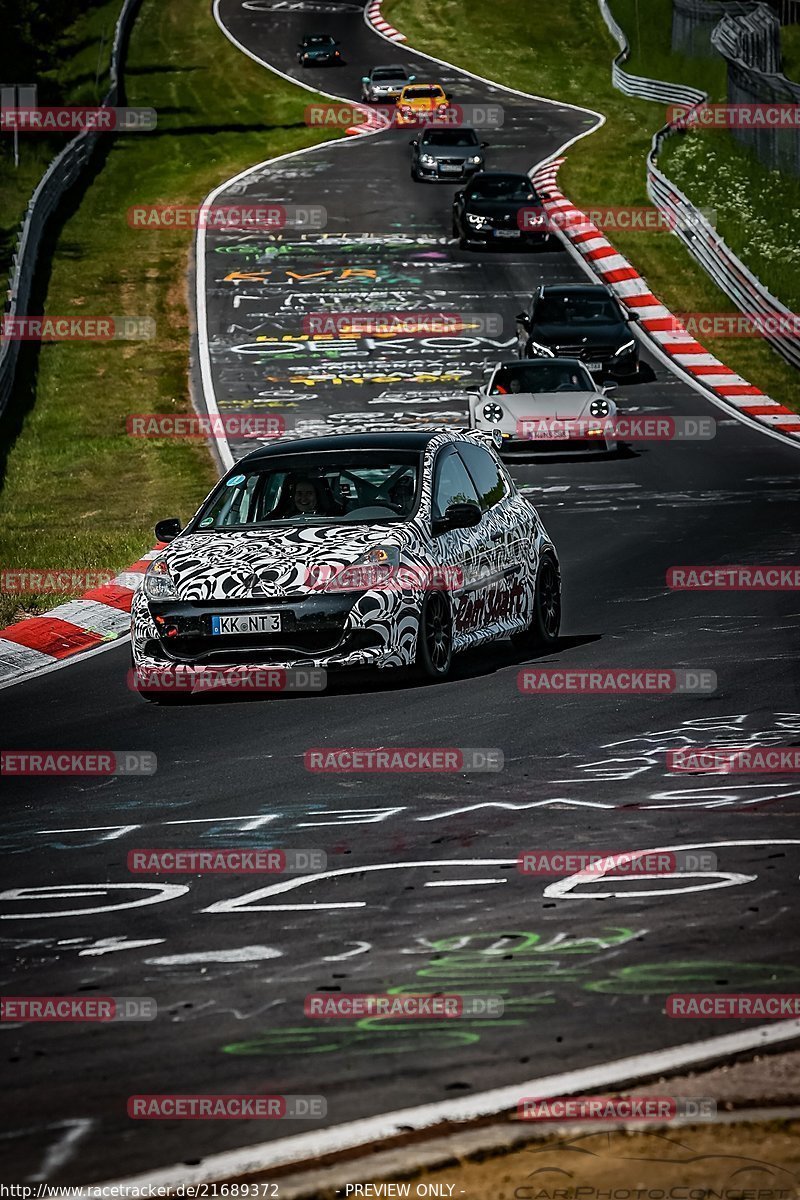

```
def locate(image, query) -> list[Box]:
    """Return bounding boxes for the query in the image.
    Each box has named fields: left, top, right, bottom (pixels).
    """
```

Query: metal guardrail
left=598, top=0, right=800, bottom=371
left=712, top=7, right=800, bottom=172
left=0, top=0, right=142, bottom=418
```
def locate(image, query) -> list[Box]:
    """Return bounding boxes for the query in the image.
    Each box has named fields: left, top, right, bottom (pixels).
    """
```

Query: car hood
left=530, top=321, right=627, bottom=344
left=466, top=197, right=531, bottom=217
left=158, top=525, right=415, bottom=601
left=422, top=145, right=477, bottom=159
left=492, top=390, right=608, bottom=417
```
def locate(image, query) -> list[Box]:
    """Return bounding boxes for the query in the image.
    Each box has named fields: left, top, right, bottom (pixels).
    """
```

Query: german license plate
left=585, top=361, right=602, bottom=371
left=494, top=229, right=520, bottom=238
left=440, top=164, right=461, bottom=173
left=210, top=613, right=281, bottom=636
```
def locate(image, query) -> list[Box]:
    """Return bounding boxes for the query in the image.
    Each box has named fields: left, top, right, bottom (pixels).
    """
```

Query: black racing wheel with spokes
left=512, top=549, right=561, bottom=651
left=414, top=590, right=454, bottom=680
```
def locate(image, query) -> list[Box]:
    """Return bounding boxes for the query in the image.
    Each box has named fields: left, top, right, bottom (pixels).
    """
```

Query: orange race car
left=395, top=82, right=451, bottom=128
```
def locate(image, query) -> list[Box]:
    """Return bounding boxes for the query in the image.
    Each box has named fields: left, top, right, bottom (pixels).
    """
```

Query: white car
left=131, top=430, right=561, bottom=700
left=469, top=359, right=619, bottom=455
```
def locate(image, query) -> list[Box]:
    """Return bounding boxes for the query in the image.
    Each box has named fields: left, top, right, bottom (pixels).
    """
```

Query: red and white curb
left=344, top=103, right=390, bottom=137
left=532, top=158, right=800, bottom=441
left=0, top=547, right=163, bottom=687
left=365, top=0, right=406, bottom=43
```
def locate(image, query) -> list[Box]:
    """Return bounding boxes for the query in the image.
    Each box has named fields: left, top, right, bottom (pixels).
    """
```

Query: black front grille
left=553, top=344, right=615, bottom=359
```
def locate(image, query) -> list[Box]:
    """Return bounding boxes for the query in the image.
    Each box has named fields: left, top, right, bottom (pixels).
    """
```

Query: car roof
left=238, top=431, right=444, bottom=464
left=494, top=357, right=588, bottom=369
left=539, top=283, right=613, bottom=297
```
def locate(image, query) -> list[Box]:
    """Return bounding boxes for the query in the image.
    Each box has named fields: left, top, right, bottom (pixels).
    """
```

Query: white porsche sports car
left=131, top=430, right=561, bottom=700
left=469, top=359, right=619, bottom=455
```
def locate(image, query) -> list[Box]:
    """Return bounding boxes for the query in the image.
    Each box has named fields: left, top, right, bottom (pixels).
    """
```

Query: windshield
left=423, top=129, right=478, bottom=146
left=467, top=175, right=536, bottom=201
left=535, top=293, right=623, bottom=325
left=403, top=86, right=444, bottom=100
left=490, top=362, right=594, bottom=394
left=373, top=68, right=406, bottom=80
left=192, top=453, right=422, bottom=530
left=306, top=35, right=335, bottom=45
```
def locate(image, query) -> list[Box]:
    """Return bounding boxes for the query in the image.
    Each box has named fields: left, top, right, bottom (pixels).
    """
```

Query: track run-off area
left=2, top=0, right=800, bottom=1186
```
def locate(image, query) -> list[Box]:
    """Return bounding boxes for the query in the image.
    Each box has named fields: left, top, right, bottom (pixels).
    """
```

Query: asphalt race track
left=2, top=0, right=800, bottom=1185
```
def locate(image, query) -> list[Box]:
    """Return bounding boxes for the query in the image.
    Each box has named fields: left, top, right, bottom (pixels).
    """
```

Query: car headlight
left=482, top=402, right=505, bottom=424
left=527, top=340, right=556, bottom=358
left=589, top=398, right=610, bottom=418
left=466, top=212, right=489, bottom=228
left=468, top=155, right=483, bottom=164
left=321, top=545, right=402, bottom=593
left=143, top=558, right=178, bottom=601
left=420, top=154, right=437, bottom=166
left=614, top=339, right=636, bottom=357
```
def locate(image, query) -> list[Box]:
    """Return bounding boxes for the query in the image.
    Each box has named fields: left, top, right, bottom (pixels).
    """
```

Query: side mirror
left=465, top=386, right=482, bottom=396
left=627, top=311, right=641, bottom=322
left=602, top=383, right=617, bottom=395
left=434, top=501, right=482, bottom=534
left=481, top=140, right=489, bottom=148
left=362, top=76, right=369, bottom=83
left=454, top=190, right=464, bottom=202
left=155, top=517, right=182, bottom=544
left=409, top=138, right=417, bottom=145
left=516, top=311, right=530, bottom=327
left=408, top=75, right=416, bottom=82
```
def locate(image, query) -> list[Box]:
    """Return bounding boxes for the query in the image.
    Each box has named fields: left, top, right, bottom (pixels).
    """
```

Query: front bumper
left=416, top=159, right=481, bottom=180
left=462, top=224, right=550, bottom=247
left=476, top=424, right=616, bottom=454
left=130, top=588, right=419, bottom=672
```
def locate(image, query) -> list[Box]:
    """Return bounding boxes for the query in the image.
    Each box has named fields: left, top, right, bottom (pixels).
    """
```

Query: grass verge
left=0, top=0, right=340, bottom=628
left=383, top=0, right=799, bottom=412
left=0, top=0, right=122, bottom=282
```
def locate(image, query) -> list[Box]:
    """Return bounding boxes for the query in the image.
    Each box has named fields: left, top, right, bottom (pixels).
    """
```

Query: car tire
left=458, top=234, right=469, bottom=250
left=512, top=550, right=561, bottom=651
left=411, top=167, right=420, bottom=181
left=414, top=591, right=453, bottom=680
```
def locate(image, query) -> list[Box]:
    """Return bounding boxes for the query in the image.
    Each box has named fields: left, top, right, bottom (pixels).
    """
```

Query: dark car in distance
left=297, top=34, right=342, bottom=66
left=410, top=126, right=488, bottom=182
left=452, top=171, right=549, bottom=249
left=516, top=284, right=640, bottom=379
